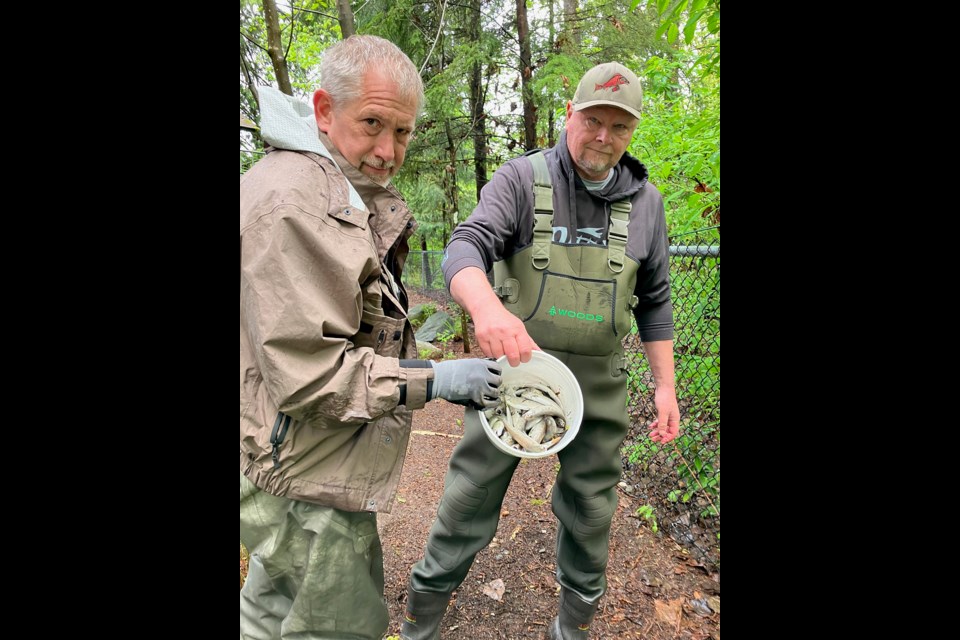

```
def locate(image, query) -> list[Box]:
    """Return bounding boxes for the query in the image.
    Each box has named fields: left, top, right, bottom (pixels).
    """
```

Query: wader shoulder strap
left=607, top=200, right=631, bottom=273
left=528, top=151, right=552, bottom=270
left=526, top=151, right=631, bottom=274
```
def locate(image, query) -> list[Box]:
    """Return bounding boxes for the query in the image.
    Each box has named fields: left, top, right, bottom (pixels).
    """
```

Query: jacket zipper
left=270, top=412, right=292, bottom=469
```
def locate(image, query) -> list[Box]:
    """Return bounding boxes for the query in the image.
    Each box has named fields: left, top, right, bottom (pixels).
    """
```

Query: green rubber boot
left=400, top=588, right=450, bottom=640
left=547, top=588, right=598, bottom=640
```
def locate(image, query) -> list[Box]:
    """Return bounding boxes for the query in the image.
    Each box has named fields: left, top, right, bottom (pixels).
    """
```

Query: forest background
left=240, top=0, right=720, bottom=245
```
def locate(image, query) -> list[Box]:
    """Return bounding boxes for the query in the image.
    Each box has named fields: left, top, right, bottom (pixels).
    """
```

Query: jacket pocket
left=352, top=308, right=406, bottom=358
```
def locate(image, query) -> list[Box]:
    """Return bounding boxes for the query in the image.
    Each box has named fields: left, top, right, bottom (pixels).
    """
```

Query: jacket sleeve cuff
left=399, top=360, right=435, bottom=409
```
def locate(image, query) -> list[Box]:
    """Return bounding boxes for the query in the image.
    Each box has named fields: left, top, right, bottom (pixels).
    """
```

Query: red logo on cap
left=595, top=74, right=629, bottom=92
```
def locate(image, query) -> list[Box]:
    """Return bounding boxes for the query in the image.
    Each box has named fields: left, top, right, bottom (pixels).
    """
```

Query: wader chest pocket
left=521, top=272, right=620, bottom=355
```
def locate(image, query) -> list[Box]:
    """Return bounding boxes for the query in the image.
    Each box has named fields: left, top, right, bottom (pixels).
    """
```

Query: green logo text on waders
left=549, top=306, right=604, bottom=323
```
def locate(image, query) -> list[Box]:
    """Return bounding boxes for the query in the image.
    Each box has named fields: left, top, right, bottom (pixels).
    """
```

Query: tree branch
left=290, top=5, right=338, bottom=20
left=240, top=30, right=269, bottom=54
left=419, top=0, right=448, bottom=75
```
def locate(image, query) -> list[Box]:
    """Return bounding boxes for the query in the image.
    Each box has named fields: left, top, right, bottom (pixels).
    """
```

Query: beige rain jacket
left=240, top=134, right=432, bottom=514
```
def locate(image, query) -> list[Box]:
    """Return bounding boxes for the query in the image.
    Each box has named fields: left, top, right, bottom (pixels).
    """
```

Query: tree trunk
left=468, top=0, right=487, bottom=200
left=262, top=0, right=293, bottom=95
left=460, top=308, right=471, bottom=354
left=562, top=0, right=580, bottom=54
left=443, top=118, right=458, bottom=248
left=516, top=0, right=537, bottom=151
left=336, top=0, right=356, bottom=38
left=420, top=236, right=432, bottom=290
left=548, top=0, right=555, bottom=148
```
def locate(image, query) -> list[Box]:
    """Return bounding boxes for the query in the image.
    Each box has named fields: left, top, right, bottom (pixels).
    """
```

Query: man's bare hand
left=474, top=305, right=538, bottom=367
left=648, top=385, right=680, bottom=443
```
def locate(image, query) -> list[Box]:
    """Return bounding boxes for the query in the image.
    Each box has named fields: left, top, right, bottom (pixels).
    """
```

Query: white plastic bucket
left=479, top=350, right=584, bottom=459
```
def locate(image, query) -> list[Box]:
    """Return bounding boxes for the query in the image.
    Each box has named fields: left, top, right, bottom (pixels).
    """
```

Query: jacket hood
left=256, top=85, right=366, bottom=210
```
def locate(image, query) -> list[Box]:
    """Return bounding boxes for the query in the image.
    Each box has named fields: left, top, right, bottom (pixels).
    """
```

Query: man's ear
left=313, top=89, right=333, bottom=133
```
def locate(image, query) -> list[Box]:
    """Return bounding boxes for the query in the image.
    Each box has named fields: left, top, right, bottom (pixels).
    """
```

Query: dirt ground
left=241, top=292, right=721, bottom=639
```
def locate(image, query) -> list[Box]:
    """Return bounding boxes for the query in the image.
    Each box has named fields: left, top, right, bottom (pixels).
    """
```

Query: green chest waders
left=240, top=474, right=388, bottom=640
left=407, top=152, right=640, bottom=636
left=497, top=152, right=640, bottom=604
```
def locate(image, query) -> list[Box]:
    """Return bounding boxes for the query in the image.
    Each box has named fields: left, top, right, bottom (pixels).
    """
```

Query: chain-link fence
left=620, top=227, right=720, bottom=569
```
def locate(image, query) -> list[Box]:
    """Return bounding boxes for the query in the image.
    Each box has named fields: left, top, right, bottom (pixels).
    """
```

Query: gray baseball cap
left=571, top=62, right=643, bottom=120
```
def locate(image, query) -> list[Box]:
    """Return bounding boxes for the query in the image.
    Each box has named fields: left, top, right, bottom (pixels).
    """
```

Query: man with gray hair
left=240, top=35, right=502, bottom=640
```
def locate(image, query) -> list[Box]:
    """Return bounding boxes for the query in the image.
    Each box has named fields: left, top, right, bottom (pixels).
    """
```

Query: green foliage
left=623, top=419, right=719, bottom=520
left=637, top=0, right=720, bottom=69
left=635, top=505, right=659, bottom=533
left=631, top=51, right=719, bottom=235
left=240, top=0, right=343, bottom=123
left=410, top=303, right=438, bottom=330
left=625, top=434, right=659, bottom=467
left=671, top=423, right=719, bottom=506
left=396, top=177, right=449, bottom=250
left=612, top=0, right=720, bottom=236
left=240, top=542, right=249, bottom=588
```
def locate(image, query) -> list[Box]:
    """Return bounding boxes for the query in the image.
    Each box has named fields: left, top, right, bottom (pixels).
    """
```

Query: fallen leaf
left=653, top=597, right=682, bottom=628
left=510, top=526, right=522, bottom=541
left=706, top=596, right=720, bottom=614
left=685, top=558, right=710, bottom=573
left=396, top=496, right=406, bottom=503
left=482, top=578, right=505, bottom=601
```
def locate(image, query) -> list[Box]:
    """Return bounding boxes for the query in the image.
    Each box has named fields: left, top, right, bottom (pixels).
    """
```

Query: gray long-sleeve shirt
left=442, top=130, right=673, bottom=342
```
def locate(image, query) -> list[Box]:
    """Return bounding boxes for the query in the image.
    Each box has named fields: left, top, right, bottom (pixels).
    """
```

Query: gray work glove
left=431, top=359, right=502, bottom=410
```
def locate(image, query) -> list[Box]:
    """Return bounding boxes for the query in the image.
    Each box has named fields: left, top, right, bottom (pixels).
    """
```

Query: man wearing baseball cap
left=401, top=62, right=680, bottom=640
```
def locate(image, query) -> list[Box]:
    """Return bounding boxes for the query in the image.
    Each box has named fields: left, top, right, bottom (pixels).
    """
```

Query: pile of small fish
left=482, top=381, right=568, bottom=453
